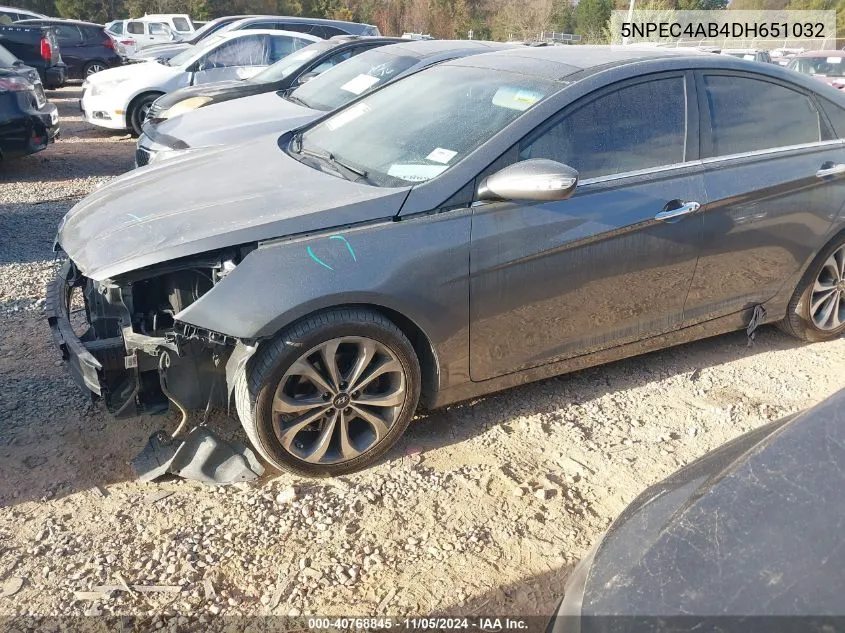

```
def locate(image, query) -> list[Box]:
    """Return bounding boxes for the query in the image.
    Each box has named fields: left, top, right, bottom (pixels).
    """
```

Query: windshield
left=169, top=33, right=227, bottom=67
left=293, top=65, right=554, bottom=187
left=290, top=49, right=420, bottom=111
left=789, top=56, right=845, bottom=77
left=251, top=42, right=328, bottom=83
left=0, top=43, right=17, bottom=67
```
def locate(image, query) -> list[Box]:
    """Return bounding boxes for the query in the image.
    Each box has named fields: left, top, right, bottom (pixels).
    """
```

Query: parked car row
left=48, top=44, right=845, bottom=479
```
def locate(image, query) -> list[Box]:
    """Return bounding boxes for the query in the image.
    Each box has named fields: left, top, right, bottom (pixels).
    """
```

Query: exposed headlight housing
left=160, top=96, right=213, bottom=120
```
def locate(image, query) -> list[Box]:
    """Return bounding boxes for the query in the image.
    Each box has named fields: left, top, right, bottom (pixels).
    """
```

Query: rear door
left=683, top=71, right=845, bottom=326
left=469, top=72, right=706, bottom=381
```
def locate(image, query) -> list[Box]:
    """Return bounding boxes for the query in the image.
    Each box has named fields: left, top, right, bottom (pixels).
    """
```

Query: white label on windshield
left=324, top=102, right=370, bottom=131
left=492, top=86, right=543, bottom=111
left=387, top=164, right=448, bottom=182
left=340, top=73, right=380, bottom=95
left=426, top=147, right=457, bottom=164
left=827, top=57, right=843, bottom=63
left=743, top=54, right=755, bottom=60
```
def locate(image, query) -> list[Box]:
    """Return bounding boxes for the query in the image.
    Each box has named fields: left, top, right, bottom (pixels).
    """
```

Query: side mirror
left=478, top=159, right=578, bottom=202
left=296, top=71, right=319, bottom=85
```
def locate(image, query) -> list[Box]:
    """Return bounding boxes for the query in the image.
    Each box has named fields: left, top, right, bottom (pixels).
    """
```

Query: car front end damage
left=46, top=248, right=253, bottom=418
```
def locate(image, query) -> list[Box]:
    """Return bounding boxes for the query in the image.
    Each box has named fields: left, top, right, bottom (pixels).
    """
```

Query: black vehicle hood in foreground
left=151, top=78, right=273, bottom=114
left=57, top=133, right=410, bottom=281
left=578, top=388, right=845, bottom=620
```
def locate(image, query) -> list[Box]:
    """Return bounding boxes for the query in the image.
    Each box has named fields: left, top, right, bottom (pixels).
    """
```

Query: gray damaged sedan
left=49, top=46, right=845, bottom=476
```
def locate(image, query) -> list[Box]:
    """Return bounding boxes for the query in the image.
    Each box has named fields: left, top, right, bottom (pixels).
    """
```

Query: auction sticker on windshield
left=340, top=74, right=380, bottom=95
left=826, top=56, right=843, bottom=63
left=387, top=164, right=448, bottom=182
left=492, top=86, right=544, bottom=111
left=426, top=148, right=457, bottom=164
left=324, top=102, right=371, bottom=130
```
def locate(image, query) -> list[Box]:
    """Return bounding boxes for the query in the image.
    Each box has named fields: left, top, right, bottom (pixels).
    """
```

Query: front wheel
left=128, top=94, right=157, bottom=136
left=780, top=234, right=845, bottom=342
left=235, top=308, right=421, bottom=477
left=83, top=61, right=107, bottom=77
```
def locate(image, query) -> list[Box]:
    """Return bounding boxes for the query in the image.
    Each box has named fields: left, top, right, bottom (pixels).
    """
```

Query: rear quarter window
left=819, top=97, right=845, bottom=139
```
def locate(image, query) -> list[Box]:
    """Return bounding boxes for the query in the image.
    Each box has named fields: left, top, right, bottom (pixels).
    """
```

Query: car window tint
left=521, top=77, right=686, bottom=180
left=202, top=35, right=269, bottom=67
left=127, top=21, right=144, bottom=34
left=819, top=98, right=845, bottom=139
left=703, top=75, right=820, bottom=156
left=310, top=48, right=353, bottom=74
left=54, top=24, right=81, bottom=45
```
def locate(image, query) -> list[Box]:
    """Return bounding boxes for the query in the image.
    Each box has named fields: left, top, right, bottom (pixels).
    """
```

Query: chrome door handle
left=655, top=201, right=701, bottom=221
left=816, top=163, right=845, bottom=178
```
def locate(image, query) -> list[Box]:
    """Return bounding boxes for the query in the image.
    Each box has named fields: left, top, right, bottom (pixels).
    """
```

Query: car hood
left=150, top=90, right=318, bottom=149
left=579, top=388, right=845, bottom=616
left=152, top=78, right=271, bottom=113
left=88, top=60, right=178, bottom=85
left=57, top=133, right=411, bottom=281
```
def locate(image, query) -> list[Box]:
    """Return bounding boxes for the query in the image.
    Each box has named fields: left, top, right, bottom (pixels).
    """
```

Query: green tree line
left=6, top=0, right=838, bottom=42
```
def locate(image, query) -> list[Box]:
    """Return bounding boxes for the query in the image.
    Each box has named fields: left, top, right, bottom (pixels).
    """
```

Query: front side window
left=310, top=48, right=354, bottom=74
left=521, top=77, right=686, bottom=180
left=703, top=75, right=820, bottom=157
left=149, top=22, right=169, bottom=35
left=290, top=49, right=420, bottom=111
left=200, top=35, right=269, bottom=68
left=268, top=35, right=313, bottom=63
left=295, top=65, right=554, bottom=187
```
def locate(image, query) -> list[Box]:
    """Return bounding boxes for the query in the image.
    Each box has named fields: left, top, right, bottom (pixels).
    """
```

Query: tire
left=234, top=308, right=421, bottom=477
left=83, top=61, right=107, bottom=78
left=779, top=232, right=845, bottom=342
left=128, top=93, right=158, bottom=136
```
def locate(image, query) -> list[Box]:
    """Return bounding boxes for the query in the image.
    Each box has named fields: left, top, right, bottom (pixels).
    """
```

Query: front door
left=683, top=71, right=845, bottom=325
left=470, top=73, right=705, bottom=381
left=192, top=34, right=271, bottom=85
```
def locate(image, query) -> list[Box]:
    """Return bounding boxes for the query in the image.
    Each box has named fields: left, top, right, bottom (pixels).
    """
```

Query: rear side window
left=202, top=34, right=269, bottom=67
left=127, top=21, right=144, bottom=34
left=819, top=98, right=845, bottom=139
left=703, top=75, right=820, bottom=157
left=53, top=24, right=81, bottom=45
left=269, top=35, right=312, bottom=63
left=149, top=23, right=168, bottom=35
left=172, top=17, right=190, bottom=31
left=521, top=77, right=687, bottom=180
left=108, top=22, right=123, bottom=34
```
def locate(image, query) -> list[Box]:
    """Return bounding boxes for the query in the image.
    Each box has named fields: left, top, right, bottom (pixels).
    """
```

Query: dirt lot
left=1, top=85, right=844, bottom=627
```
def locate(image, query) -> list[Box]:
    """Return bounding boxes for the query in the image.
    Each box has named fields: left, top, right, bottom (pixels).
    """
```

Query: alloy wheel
left=810, top=244, right=845, bottom=330
left=272, top=337, right=407, bottom=465
left=85, top=63, right=105, bottom=76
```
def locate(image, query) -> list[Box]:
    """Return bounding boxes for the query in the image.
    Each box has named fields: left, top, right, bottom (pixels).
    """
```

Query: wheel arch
left=265, top=302, right=441, bottom=408
left=126, top=90, right=164, bottom=125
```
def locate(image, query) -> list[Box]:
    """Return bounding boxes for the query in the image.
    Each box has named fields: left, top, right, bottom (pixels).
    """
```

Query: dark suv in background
left=0, top=22, right=65, bottom=87
left=19, top=18, right=121, bottom=78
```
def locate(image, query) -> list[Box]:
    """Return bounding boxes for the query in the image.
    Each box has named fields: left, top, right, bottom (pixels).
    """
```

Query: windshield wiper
left=299, top=146, right=370, bottom=182
left=284, top=92, right=310, bottom=108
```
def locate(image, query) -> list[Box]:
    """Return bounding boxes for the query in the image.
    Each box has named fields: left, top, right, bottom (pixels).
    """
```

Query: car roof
left=440, top=45, right=719, bottom=80
left=218, top=28, right=322, bottom=42
left=224, top=14, right=376, bottom=29
left=795, top=49, right=845, bottom=58
left=375, top=39, right=513, bottom=59
left=18, top=18, right=104, bottom=27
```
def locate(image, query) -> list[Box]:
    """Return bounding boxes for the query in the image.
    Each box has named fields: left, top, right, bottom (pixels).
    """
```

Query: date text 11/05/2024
left=620, top=21, right=826, bottom=39
left=306, top=617, right=529, bottom=630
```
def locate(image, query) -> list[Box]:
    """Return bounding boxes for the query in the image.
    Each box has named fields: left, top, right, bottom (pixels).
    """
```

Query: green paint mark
left=330, top=234, right=357, bottom=262
left=307, top=246, right=333, bottom=271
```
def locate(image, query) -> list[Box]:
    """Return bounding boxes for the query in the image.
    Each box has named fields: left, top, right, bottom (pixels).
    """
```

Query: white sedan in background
left=81, top=29, right=321, bottom=134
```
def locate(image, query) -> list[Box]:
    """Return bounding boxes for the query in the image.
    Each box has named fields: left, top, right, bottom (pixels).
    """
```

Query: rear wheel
left=128, top=93, right=158, bottom=136
left=780, top=234, right=845, bottom=342
left=83, top=61, right=107, bottom=77
left=235, top=308, right=421, bottom=477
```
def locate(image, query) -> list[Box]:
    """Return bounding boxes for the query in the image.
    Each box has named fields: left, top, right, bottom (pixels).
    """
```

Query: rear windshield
left=290, top=49, right=419, bottom=111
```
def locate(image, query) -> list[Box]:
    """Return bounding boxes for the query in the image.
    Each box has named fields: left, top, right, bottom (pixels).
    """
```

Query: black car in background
left=0, top=43, right=58, bottom=160
left=0, top=22, right=65, bottom=87
left=147, top=36, right=403, bottom=123
left=548, top=388, right=845, bottom=631
left=18, top=18, right=121, bottom=78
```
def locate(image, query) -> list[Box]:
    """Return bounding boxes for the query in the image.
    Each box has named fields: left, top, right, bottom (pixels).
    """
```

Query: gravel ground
left=1, top=85, right=844, bottom=628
